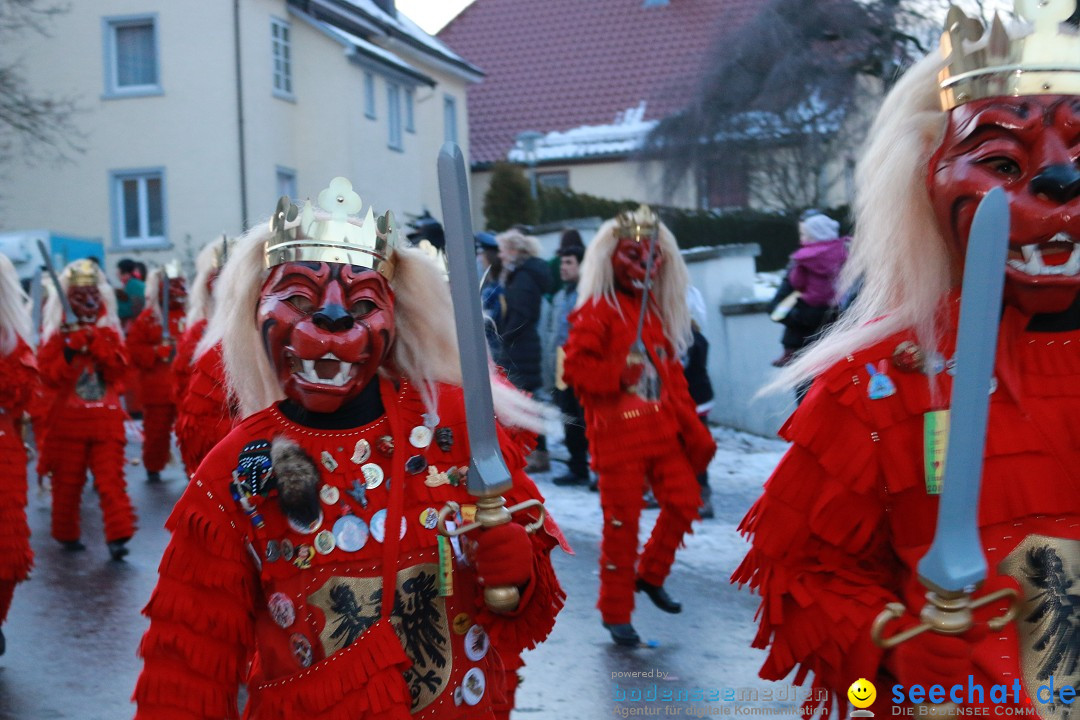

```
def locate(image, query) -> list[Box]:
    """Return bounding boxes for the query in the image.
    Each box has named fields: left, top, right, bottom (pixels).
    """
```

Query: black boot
left=636, top=578, right=682, bottom=614
left=0, top=626, right=5, bottom=656
left=699, top=485, right=715, bottom=520
left=147, top=471, right=162, bottom=483
left=108, top=538, right=130, bottom=561
left=603, top=622, right=641, bottom=647
left=61, top=540, right=86, bottom=552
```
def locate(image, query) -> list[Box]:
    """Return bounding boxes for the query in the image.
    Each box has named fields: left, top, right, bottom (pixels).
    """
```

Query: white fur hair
left=0, top=253, right=31, bottom=354
left=767, top=53, right=952, bottom=394
left=575, top=217, right=692, bottom=356
left=185, top=237, right=225, bottom=328
left=144, top=267, right=166, bottom=325
left=42, top=261, right=120, bottom=341
left=495, top=229, right=542, bottom=259
left=204, top=215, right=547, bottom=432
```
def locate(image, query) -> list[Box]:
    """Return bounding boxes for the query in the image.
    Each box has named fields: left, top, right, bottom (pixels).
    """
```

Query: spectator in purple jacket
left=770, top=211, right=848, bottom=395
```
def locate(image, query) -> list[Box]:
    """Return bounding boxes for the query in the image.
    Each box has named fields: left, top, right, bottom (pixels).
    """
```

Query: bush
left=536, top=186, right=850, bottom=272
left=483, top=163, right=537, bottom=231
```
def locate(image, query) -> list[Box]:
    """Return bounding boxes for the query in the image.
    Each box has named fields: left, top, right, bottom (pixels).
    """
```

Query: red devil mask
left=257, top=261, right=396, bottom=413
left=612, top=235, right=663, bottom=296
left=162, top=276, right=188, bottom=312
left=68, top=286, right=104, bottom=324
left=929, top=95, right=1080, bottom=316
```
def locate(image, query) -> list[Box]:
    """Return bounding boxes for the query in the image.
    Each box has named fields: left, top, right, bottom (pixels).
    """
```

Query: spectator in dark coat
left=497, top=229, right=551, bottom=472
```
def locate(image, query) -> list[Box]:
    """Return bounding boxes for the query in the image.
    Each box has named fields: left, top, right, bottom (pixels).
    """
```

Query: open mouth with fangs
left=286, top=351, right=360, bottom=388
left=1006, top=234, right=1080, bottom=281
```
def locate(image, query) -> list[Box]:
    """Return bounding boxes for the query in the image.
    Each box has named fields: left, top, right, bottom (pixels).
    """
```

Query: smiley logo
left=848, top=678, right=876, bottom=709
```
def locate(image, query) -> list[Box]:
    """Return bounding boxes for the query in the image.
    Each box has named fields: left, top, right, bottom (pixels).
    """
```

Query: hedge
left=535, top=186, right=851, bottom=272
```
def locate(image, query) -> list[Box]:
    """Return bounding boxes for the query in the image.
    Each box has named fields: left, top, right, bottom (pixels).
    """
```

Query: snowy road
left=0, top=420, right=796, bottom=719
left=513, top=423, right=798, bottom=717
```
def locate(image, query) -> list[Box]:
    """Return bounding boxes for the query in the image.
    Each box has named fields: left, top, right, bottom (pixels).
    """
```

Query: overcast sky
left=395, top=0, right=473, bottom=34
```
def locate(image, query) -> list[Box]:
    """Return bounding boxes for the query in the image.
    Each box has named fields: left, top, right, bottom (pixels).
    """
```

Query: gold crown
left=615, top=204, right=659, bottom=242
left=938, top=0, right=1080, bottom=110
left=66, top=259, right=99, bottom=287
left=265, top=177, right=398, bottom=280
left=162, top=260, right=182, bottom=279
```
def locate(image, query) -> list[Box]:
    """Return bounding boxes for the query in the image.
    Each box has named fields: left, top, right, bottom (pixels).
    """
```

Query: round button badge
left=314, top=529, right=336, bottom=555
left=361, top=463, right=384, bottom=489
left=409, top=425, right=433, bottom=449
left=268, top=592, right=296, bottom=628
left=419, top=507, right=439, bottom=530
left=319, top=484, right=340, bottom=505
left=465, top=624, right=489, bottom=661
left=461, top=667, right=486, bottom=706
left=333, top=514, right=369, bottom=552
left=290, top=633, right=313, bottom=668
left=370, top=509, right=407, bottom=543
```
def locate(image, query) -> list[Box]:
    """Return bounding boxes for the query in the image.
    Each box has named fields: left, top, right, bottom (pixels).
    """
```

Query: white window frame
left=276, top=166, right=298, bottom=201
left=271, top=17, right=294, bottom=99
left=387, top=82, right=403, bottom=151
left=110, top=168, right=168, bottom=250
left=102, top=13, right=162, bottom=98
left=444, top=95, right=458, bottom=144
left=405, top=88, right=415, bottom=133
left=364, top=72, right=376, bottom=119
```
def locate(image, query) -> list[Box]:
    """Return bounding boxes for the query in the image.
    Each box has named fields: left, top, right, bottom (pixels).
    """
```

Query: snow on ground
left=532, top=418, right=790, bottom=574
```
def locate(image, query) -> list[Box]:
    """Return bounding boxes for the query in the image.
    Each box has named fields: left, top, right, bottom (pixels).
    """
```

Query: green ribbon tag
left=923, top=410, right=949, bottom=495
left=437, top=535, right=453, bottom=597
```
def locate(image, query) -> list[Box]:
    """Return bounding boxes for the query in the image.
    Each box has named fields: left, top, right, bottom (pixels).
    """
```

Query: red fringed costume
left=0, top=338, right=36, bottom=630
left=564, top=292, right=714, bottom=625
left=174, top=319, right=234, bottom=475
left=135, top=379, right=565, bottom=719
left=734, top=304, right=1080, bottom=714
left=38, top=326, right=137, bottom=546
left=127, top=307, right=186, bottom=474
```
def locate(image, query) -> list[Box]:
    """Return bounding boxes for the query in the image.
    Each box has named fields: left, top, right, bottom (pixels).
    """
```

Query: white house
left=0, top=0, right=481, bottom=276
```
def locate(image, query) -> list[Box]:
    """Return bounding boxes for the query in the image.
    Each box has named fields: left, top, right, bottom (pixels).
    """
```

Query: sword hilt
left=436, top=495, right=546, bottom=612
left=871, top=586, right=1020, bottom=716
left=871, top=586, right=1020, bottom=648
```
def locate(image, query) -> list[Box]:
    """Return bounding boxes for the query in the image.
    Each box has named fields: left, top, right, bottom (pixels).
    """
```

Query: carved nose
left=312, top=303, right=354, bottom=332
left=1030, top=164, right=1080, bottom=203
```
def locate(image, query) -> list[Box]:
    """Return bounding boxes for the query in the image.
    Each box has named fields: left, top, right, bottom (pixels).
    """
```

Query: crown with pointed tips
left=939, top=0, right=1080, bottom=110
left=66, top=259, right=99, bottom=287
left=614, top=204, right=659, bottom=243
left=162, top=260, right=182, bottom=279
left=264, top=177, right=398, bottom=280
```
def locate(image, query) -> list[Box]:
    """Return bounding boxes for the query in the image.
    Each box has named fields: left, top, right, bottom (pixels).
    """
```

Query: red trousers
left=598, top=452, right=700, bottom=624
left=45, top=409, right=136, bottom=544
left=141, top=402, right=175, bottom=472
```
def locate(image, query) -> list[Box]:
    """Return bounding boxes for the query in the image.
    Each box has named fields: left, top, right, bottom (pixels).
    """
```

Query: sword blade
left=438, top=142, right=512, bottom=497
left=917, top=187, right=1010, bottom=593
left=161, top=268, right=171, bottom=341
left=35, top=239, right=76, bottom=325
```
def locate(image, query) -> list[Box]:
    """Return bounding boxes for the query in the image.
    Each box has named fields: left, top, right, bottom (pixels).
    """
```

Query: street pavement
left=0, top=423, right=789, bottom=719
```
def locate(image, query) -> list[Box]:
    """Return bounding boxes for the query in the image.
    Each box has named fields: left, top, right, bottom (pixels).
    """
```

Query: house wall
left=0, top=0, right=472, bottom=275
left=684, top=246, right=793, bottom=438
left=468, top=158, right=696, bottom=232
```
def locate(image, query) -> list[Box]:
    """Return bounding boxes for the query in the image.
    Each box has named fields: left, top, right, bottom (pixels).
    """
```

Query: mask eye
left=350, top=299, right=376, bottom=318
left=980, top=155, right=1021, bottom=179
left=286, top=295, right=314, bottom=314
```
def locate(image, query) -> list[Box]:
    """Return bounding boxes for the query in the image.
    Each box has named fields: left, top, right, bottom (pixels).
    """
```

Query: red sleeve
left=133, top=461, right=258, bottom=719
left=127, top=310, right=162, bottom=370
left=562, top=300, right=627, bottom=396
left=0, top=339, right=38, bottom=416
left=731, top=378, right=902, bottom=713
left=88, top=326, right=129, bottom=382
left=38, top=333, right=79, bottom=387
left=472, top=424, right=567, bottom=661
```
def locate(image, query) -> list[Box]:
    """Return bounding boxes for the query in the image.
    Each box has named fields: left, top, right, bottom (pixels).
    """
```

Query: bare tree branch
left=0, top=0, right=83, bottom=165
